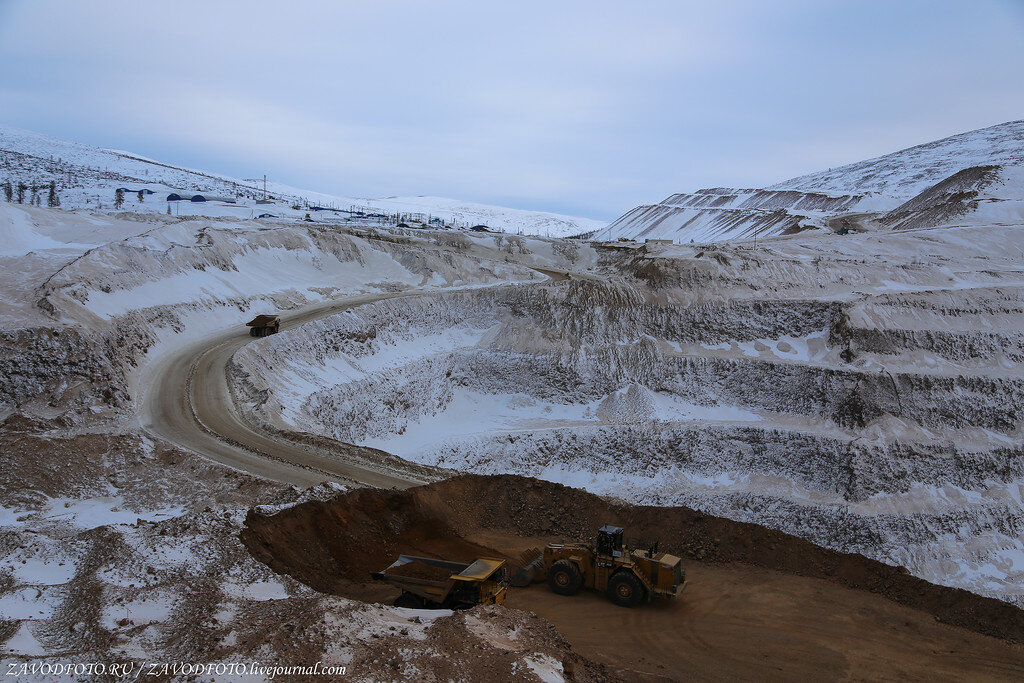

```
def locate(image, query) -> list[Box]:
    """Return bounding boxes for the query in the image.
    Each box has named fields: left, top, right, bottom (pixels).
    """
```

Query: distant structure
left=645, top=238, right=673, bottom=245
left=470, top=224, right=491, bottom=232
left=167, top=192, right=236, bottom=203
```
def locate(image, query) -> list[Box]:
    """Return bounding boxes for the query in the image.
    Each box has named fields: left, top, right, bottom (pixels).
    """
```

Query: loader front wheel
left=607, top=571, right=645, bottom=607
left=547, top=560, right=582, bottom=596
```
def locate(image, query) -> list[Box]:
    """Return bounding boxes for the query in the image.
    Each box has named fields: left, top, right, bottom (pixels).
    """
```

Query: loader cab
left=597, top=525, right=624, bottom=558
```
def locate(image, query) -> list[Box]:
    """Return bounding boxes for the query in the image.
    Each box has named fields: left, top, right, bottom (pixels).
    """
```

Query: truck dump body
left=246, top=314, right=281, bottom=337
left=372, top=555, right=508, bottom=609
left=246, top=315, right=280, bottom=327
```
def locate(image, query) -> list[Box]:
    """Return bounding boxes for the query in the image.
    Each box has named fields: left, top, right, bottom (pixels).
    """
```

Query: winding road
left=140, top=267, right=573, bottom=489
left=141, top=289, right=450, bottom=488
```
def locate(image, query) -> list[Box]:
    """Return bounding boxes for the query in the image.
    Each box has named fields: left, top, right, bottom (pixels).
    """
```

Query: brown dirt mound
left=241, top=473, right=1024, bottom=644
left=386, top=561, right=454, bottom=582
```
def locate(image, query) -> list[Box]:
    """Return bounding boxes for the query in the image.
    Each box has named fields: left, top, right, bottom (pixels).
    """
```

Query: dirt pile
left=242, top=473, right=1024, bottom=645
left=386, top=561, right=454, bottom=582
left=241, top=483, right=500, bottom=599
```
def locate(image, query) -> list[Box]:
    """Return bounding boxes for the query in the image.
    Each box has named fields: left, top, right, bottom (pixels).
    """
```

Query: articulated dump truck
left=514, top=525, right=686, bottom=607
left=372, top=555, right=509, bottom=609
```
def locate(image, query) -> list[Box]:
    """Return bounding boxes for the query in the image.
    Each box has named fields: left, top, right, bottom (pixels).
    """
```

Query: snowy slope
left=772, top=119, right=1024, bottom=197
left=597, top=120, right=1024, bottom=244
left=231, top=221, right=1024, bottom=605
left=0, top=123, right=604, bottom=238
left=0, top=203, right=90, bottom=256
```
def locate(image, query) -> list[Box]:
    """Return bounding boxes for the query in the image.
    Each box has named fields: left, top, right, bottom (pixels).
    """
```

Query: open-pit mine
left=3, top=121, right=1024, bottom=680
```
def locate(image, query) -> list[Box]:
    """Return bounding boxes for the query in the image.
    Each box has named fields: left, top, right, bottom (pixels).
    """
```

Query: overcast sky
left=1, top=0, right=1022, bottom=219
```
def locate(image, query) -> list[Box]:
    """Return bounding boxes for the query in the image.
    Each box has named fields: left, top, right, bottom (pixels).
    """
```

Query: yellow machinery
left=520, top=525, right=685, bottom=607
left=372, top=555, right=509, bottom=609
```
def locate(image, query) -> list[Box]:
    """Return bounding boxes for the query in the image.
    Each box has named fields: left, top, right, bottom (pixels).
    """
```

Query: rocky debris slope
left=0, top=423, right=608, bottom=681
left=597, top=187, right=862, bottom=243
left=1, top=207, right=597, bottom=424
left=232, top=222, right=1024, bottom=606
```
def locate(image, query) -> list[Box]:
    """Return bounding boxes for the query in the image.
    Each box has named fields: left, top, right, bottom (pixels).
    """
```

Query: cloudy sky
left=1, top=1, right=1022, bottom=219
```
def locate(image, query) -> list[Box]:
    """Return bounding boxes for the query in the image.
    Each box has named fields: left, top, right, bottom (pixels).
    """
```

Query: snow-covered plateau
left=2, top=119, right=1024, bottom=676
left=0, top=124, right=605, bottom=238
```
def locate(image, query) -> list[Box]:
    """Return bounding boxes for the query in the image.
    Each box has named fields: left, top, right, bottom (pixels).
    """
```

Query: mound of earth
left=242, top=474, right=1024, bottom=646
left=240, top=474, right=1024, bottom=679
left=386, top=560, right=456, bottom=582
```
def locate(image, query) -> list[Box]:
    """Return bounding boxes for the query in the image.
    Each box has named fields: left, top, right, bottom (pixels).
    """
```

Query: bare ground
left=241, top=474, right=1024, bottom=681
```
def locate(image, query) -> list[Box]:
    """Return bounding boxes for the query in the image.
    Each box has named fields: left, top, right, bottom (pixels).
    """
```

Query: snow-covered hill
left=773, top=120, right=1024, bottom=197
left=596, top=120, right=1024, bottom=244
left=0, top=124, right=604, bottom=238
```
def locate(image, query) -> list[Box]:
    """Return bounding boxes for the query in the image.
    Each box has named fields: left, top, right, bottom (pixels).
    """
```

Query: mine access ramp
left=372, top=554, right=508, bottom=609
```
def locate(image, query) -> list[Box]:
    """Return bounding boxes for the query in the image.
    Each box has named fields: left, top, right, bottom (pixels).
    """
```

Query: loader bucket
left=511, top=548, right=544, bottom=587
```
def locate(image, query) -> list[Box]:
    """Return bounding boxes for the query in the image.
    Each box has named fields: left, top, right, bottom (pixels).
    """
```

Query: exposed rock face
left=0, top=326, right=121, bottom=413
left=880, top=165, right=1003, bottom=229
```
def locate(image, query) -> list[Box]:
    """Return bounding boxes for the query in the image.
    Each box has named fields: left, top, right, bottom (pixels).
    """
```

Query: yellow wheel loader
left=515, top=525, right=685, bottom=607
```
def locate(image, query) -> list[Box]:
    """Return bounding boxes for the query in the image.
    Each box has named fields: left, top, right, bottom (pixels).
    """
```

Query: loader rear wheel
left=607, top=571, right=645, bottom=607
left=249, top=327, right=257, bottom=337
left=547, top=560, right=582, bottom=596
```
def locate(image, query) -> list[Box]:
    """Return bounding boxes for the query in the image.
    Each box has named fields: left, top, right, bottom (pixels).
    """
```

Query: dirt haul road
left=509, top=566, right=1024, bottom=681
left=140, top=262, right=577, bottom=488
left=141, top=289, right=451, bottom=488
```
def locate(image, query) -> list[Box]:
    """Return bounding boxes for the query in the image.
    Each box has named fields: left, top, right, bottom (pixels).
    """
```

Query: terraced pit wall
left=232, top=274, right=1024, bottom=606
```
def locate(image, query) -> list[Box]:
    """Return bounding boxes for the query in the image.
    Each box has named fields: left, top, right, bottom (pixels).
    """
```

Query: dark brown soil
left=241, top=473, right=1024, bottom=648
left=241, top=481, right=499, bottom=597
left=240, top=474, right=1024, bottom=679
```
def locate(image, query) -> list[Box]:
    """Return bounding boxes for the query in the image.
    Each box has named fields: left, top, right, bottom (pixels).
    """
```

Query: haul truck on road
left=515, top=525, right=686, bottom=607
left=246, top=314, right=280, bottom=337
